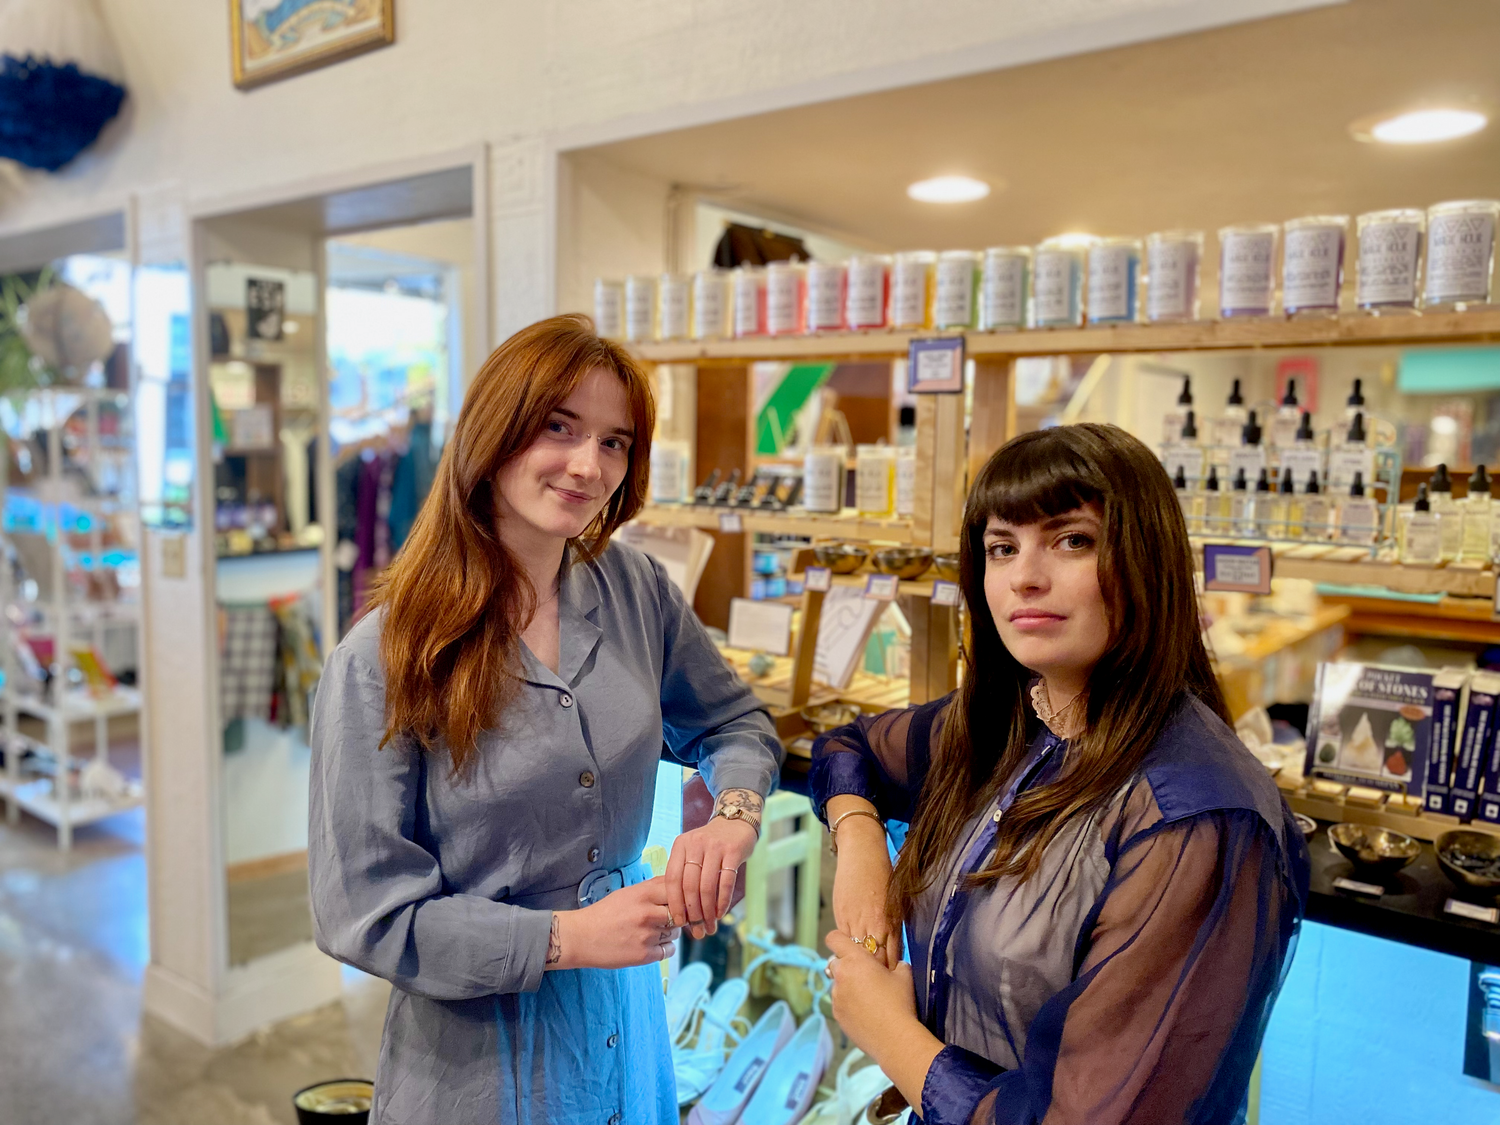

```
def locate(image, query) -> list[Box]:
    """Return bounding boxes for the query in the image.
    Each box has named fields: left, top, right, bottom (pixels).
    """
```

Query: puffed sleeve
left=808, top=694, right=954, bottom=824
left=650, top=555, right=783, bottom=799
left=308, top=644, right=554, bottom=1000
left=918, top=808, right=1302, bottom=1125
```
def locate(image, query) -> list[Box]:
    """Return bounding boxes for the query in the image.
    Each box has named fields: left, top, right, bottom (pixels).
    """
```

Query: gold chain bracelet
left=829, top=808, right=885, bottom=854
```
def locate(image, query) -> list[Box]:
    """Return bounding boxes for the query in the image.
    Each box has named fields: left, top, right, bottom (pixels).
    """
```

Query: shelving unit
left=0, top=387, right=143, bottom=851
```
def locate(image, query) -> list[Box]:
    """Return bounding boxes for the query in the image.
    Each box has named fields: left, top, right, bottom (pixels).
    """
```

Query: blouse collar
left=1029, top=679, right=1085, bottom=741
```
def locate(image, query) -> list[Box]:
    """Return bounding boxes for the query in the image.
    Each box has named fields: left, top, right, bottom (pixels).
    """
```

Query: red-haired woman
left=816, top=424, right=1308, bottom=1125
left=309, top=315, right=781, bottom=1125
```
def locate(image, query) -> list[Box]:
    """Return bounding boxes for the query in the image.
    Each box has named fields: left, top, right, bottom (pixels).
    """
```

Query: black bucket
left=293, top=1078, right=373, bottom=1124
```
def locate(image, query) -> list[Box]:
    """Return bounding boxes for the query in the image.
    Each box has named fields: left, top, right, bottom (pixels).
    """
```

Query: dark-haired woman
left=309, top=315, right=782, bottom=1125
left=816, top=423, right=1308, bottom=1125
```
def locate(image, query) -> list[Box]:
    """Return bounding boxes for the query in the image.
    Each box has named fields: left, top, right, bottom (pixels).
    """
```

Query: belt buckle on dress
left=578, top=869, right=612, bottom=907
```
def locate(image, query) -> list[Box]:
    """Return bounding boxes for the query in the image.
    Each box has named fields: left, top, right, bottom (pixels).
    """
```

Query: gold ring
left=853, top=934, right=882, bottom=955
left=683, top=859, right=702, bottom=867
left=666, top=910, right=676, bottom=928
left=824, top=957, right=835, bottom=979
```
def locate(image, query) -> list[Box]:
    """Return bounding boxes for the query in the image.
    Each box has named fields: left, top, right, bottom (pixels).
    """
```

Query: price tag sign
left=718, top=511, right=744, bottom=533
left=864, top=574, right=900, bottom=601
left=1445, top=898, right=1500, bottom=924
left=931, top=580, right=961, bottom=607
left=907, top=337, right=965, bottom=394
left=1333, top=876, right=1385, bottom=898
left=1203, top=543, right=1273, bottom=595
left=1278, top=447, right=1324, bottom=492
left=803, top=566, right=832, bottom=593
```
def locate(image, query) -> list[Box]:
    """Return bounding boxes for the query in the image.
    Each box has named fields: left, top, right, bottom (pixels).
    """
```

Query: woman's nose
left=568, top=440, right=603, bottom=482
left=1009, top=547, right=1049, bottom=593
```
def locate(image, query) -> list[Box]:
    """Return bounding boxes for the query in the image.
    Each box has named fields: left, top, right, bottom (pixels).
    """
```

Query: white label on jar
left=1278, top=447, right=1324, bottom=491
left=1426, top=212, right=1496, bottom=302
left=803, top=452, right=844, bottom=512
left=1147, top=241, right=1198, bottom=321
left=934, top=259, right=975, bottom=328
left=981, top=255, right=1026, bottom=328
left=733, top=275, right=761, bottom=336
left=856, top=458, right=892, bottom=514
left=659, top=279, right=689, bottom=340
left=766, top=271, right=802, bottom=335
left=846, top=260, right=886, bottom=327
left=1033, top=251, right=1079, bottom=326
left=1283, top=226, right=1344, bottom=311
left=1358, top=221, right=1422, bottom=306
left=625, top=280, right=656, bottom=341
left=1228, top=446, right=1268, bottom=487
left=692, top=275, right=724, bottom=339
left=594, top=282, right=623, bottom=339
left=806, top=265, right=845, bottom=331
left=891, top=261, right=929, bottom=328
left=896, top=454, right=917, bottom=516
left=1219, top=232, right=1276, bottom=314
left=649, top=446, right=686, bottom=503
left=1087, top=245, right=1136, bottom=322
left=1327, top=448, right=1376, bottom=493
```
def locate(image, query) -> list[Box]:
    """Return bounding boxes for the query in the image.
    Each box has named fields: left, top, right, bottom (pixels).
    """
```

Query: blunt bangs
left=968, top=427, right=1107, bottom=530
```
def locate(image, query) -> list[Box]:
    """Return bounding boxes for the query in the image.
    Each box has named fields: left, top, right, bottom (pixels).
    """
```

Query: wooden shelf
left=632, top=310, right=1500, bottom=364
left=634, top=504, right=914, bottom=543
left=0, top=775, right=143, bottom=828
left=1190, top=537, right=1498, bottom=598
left=790, top=570, right=955, bottom=601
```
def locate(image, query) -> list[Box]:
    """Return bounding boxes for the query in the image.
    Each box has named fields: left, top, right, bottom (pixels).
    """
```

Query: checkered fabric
left=221, top=605, right=279, bottom=723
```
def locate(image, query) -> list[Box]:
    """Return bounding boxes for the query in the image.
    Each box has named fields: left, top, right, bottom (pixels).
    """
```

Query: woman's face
left=982, top=503, right=1111, bottom=696
left=495, top=366, right=634, bottom=544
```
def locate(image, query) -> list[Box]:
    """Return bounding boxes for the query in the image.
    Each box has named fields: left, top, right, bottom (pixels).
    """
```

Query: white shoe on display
left=666, top=961, right=714, bottom=1044
left=674, top=978, right=752, bottom=1105
left=799, top=1049, right=893, bottom=1125
left=737, top=1013, right=834, bottom=1125
left=688, top=1000, right=797, bottom=1125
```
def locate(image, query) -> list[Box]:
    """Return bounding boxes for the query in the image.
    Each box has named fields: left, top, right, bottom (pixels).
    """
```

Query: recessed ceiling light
left=907, top=175, right=991, bottom=204
left=1354, top=108, right=1488, bottom=145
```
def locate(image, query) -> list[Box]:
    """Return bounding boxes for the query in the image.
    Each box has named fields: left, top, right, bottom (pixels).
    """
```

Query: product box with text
left=1307, top=662, right=1437, bottom=795
left=1423, top=669, right=1468, bottom=814
left=1449, top=671, right=1500, bottom=821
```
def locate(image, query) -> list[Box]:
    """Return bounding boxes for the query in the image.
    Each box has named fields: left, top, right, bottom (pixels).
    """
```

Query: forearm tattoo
left=546, top=912, right=562, bottom=966
left=714, top=787, right=765, bottom=834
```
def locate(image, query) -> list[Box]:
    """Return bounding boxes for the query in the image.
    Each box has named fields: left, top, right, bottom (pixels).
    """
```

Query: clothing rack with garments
left=218, top=591, right=323, bottom=747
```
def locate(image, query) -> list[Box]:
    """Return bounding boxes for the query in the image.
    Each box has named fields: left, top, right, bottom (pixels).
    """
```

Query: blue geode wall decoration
left=0, top=52, right=127, bottom=172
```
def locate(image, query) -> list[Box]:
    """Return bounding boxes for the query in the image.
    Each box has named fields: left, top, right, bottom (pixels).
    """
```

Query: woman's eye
left=985, top=542, right=1015, bottom=559
left=546, top=420, right=569, bottom=436
left=602, top=437, right=629, bottom=452
left=1060, top=533, right=1094, bottom=550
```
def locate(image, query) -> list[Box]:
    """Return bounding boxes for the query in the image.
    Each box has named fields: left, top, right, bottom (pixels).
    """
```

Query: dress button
left=606, top=1033, right=619, bottom=1048
left=580, top=771, right=596, bottom=788
left=588, top=847, right=600, bottom=863
left=559, top=693, right=573, bottom=708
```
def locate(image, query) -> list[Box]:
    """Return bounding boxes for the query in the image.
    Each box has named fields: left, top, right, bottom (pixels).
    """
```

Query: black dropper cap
left=1206, top=466, right=1221, bottom=492
left=1282, top=379, right=1298, bottom=407
left=1350, top=471, right=1366, bottom=498
left=1242, top=410, right=1262, bottom=446
left=1347, top=411, right=1366, bottom=444
left=1233, top=467, right=1248, bottom=492
left=1173, top=465, right=1188, bottom=490
left=1431, top=464, right=1453, bottom=495
left=1280, top=467, right=1296, bottom=495
left=1470, top=464, right=1492, bottom=498
left=1181, top=410, right=1198, bottom=441
left=1305, top=469, right=1321, bottom=495
left=1255, top=468, right=1271, bottom=493
left=1228, top=378, right=1244, bottom=407
left=1347, top=378, right=1365, bottom=408
left=1295, top=411, right=1314, bottom=442
left=1415, top=482, right=1431, bottom=512
left=1178, top=377, right=1193, bottom=406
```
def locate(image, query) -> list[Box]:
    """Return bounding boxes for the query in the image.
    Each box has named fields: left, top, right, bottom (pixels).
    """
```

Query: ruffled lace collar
left=1029, top=680, right=1085, bottom=740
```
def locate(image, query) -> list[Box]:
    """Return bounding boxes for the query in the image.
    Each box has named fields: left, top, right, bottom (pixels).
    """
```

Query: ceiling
left=582, top=0, right=1500, bottom=256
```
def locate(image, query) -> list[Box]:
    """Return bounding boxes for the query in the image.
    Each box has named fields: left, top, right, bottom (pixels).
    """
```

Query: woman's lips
left=1008, top=610, right=1066, bottom=632
left=551, top=485, right=594, bottom=505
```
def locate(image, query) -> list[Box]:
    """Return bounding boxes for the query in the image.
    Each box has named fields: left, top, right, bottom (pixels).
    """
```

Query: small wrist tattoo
left=714, top=788, right=764, bottom=834
left=546, top=913, right=562, bottom=966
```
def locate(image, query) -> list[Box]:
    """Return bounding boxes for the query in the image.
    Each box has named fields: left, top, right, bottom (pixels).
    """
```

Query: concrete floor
left=0, top=807, right=388, bottom=1125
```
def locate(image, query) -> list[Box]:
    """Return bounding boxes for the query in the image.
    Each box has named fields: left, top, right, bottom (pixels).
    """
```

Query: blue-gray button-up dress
left=309, top=541, right=782, bottom=1124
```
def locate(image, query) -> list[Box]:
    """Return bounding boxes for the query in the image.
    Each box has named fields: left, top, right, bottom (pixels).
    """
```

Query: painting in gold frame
left=231, top=0, right=394, bottom=90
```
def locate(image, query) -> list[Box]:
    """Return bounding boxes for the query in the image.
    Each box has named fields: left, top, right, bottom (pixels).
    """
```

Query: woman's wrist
left=711, top=787, right=764, bottom=837
left=868, top=1019, right=944, bottom=1113
left=546, top=909, right=583, bottom=971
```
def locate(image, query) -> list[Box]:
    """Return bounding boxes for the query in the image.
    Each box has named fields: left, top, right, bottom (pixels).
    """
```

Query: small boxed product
left=1306, top=662, right=1441, bottom=796
left=1449, top=671, right=1500, bottom=821
left=1423, top=669, right=1468, bottom=814
left=1476, top=688, right=1500, bottom=826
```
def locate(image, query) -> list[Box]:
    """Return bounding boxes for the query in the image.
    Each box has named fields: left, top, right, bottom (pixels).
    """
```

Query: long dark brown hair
left=369, top=314, right=655, bottom=770
left=890, top=423, right=1227, bottom=922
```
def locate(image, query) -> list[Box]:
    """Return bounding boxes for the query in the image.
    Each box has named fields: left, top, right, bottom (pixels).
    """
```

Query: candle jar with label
left=649, top=440, right=691, bottom=504
left=855, top=444, right=897, bottom=517
left=891, top=251, right=936, bottom=330
left=1423, top=200, right=1500, bottom=310
left=1218, top=223, right=1278, bottom=318
left=593, top=279, right=624, bottom=339
left=934, top=250, right=981, bottom=330
left=979, top=246, right=1030, bottom=330
left=802, top=446, right=846, bottom=513
left=895, top=446, right=917, bottom=517
left=845, top=253, right=890, bottom=330
left=1087, top=237, right=1142, bottom=325
left=1033, top=237, right=1092, bottom=328
left=625, top=274, right=658, bottom=342
left=1282, top=216, right=1347, bottom=317
left=1145, top=231, right=1203, bottom=323
left=805, top=260, right=847, bottom=333
left=765, top=261, right=807, bottom=336
left=732, top=266, right=767, bottom=337
left=658, top=273, right=691, bottom=340
left=1356, top=209, right=1424, bottom=314
left=691, top=269, right=729, bottom=340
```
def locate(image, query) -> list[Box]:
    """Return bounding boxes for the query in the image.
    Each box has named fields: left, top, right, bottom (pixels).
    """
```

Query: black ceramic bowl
left=294, top=1079, right=373, bottom=1124
left=1436, top=830, right=1500, bottom=895
left=1327, top=823, right=1420, bottom=879
left=1293, top=813, right=1317, bottom=840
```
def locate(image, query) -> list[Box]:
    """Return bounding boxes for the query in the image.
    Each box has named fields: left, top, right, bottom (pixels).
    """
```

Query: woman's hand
left=828, top=796, right=903, bottom=969
left=549, top=876, right=680, bottom=970
left=666, top=797, right=760, bottom=940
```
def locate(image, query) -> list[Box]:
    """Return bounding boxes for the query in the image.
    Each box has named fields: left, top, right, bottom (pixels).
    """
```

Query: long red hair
left=369, top=314, right=655, bottom=770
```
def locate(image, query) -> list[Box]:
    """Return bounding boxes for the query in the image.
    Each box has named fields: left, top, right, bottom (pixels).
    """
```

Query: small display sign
left=907, top=336, right=965, bottom=394
left=1203, top=543, right=1273, bottom=594
left=1332, top=876, right=1384, bottom=898
left=803, top=566, right=832, bottom=592
left=718, top=511, right=744, bottom=533
left=246, top=277, right=285, bottom=341
left=864, top=574, right=899, bottom=601
left=931, top=580, right=961, bottom=606
left=1445, top=899, right=1499, bottom=925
